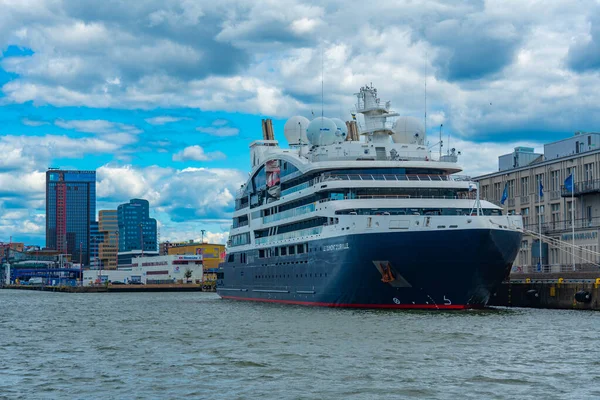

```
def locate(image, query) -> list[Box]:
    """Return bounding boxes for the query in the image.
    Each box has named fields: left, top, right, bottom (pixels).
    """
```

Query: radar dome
left=330, top=118, right=348, bottom=141
left=283, top=116, right=310, bottom=145
left=392, top=117, right=425, bottom=145
left=306, top=117, right=337, bottom=146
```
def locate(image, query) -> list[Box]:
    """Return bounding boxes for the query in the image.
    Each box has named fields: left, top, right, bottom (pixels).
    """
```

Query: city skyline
left=2, top=1, right=600, bottom=245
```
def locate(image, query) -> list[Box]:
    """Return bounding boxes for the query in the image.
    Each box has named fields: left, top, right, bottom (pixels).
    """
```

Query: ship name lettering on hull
left=322, top=243, right=350, bottom=252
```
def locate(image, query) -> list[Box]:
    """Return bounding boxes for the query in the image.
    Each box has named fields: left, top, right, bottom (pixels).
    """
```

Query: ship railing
left=263, top=203, right=316, bottom=224
left=317, top=193, right=477, bottom=202
left=318, top=174, right=453, bottom=182
left=232, top=220, right=249, bottom=229
left=281, top=181, right=311, bottom=196
left=451, top=175, right=472, bottom=181
left=281, top=173, right=470, bottom=198
left=255, top=226, right=323, bottom=245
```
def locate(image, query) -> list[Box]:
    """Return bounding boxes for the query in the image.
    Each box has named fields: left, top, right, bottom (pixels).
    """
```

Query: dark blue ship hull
left=217, top=229, right=521, bottom=309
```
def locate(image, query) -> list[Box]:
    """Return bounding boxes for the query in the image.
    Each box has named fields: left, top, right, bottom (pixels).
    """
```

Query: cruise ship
left=217, top=85, right=523, bottom=309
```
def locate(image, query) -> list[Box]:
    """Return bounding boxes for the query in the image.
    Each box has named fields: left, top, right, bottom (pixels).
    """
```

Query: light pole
left=201, top=229, right=206, bottom=244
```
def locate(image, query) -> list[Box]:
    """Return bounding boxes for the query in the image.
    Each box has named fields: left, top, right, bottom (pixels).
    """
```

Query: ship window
left=289, top=246, right=295, bottom=255
left=297, top=244, right=304, bottom=254
left=259, top=249, right=265, bottom=258
left=281, top=247, right=287, bottom=256
left=227, top=254, right=234, bottom=262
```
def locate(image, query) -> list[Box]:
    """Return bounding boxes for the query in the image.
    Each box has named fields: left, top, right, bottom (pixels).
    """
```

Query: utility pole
left=7, top=236, right=11, bottom=266
left=79, top=241, right=83, bottom=286
left=140, top=223, right=144, bottom=257
left=115, top=230, right=119, bottom=270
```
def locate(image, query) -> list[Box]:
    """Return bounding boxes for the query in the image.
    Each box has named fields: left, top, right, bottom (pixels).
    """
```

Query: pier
left=490, top=271, right=600, bottom=310
left=1, top=283, right=216, bottom=293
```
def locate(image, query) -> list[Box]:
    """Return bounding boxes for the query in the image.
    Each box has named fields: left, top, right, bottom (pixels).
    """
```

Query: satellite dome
left=392, top=117, right=425, bottom=145
left=283, top=116, right=310, bottom=145
left=330, top=118, right=348, bottom=142
left=306, top=117, right=337, bottom=146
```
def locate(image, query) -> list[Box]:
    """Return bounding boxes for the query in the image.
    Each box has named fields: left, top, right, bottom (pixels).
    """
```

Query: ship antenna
left=321, top=44, right=324, bottom=119
left=424, top=50, right=427, bottom=144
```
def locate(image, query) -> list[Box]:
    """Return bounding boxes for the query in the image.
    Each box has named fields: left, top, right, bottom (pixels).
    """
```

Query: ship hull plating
left=217, top=229, right=521, bottom=309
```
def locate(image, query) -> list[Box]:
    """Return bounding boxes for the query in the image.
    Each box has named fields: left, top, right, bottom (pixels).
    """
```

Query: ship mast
left=355, top=84, right=399, bottom=143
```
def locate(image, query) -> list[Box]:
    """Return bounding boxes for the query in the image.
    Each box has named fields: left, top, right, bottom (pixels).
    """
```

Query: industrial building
left=83, top=254, right=203, bottom=286
left=45, top=169, right=96, bottom=265
left=475, top=131, right=600, bottom=273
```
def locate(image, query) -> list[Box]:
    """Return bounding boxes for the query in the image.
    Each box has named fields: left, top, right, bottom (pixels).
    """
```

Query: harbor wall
left=490, top=273, right=600, bottom=310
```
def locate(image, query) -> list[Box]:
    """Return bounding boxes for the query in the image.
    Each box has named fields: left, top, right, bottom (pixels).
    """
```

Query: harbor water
left=1, top=290, right=598, bottom=399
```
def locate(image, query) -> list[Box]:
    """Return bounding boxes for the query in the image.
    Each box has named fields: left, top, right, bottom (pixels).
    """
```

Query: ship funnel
left=261, top=119, right=275, bottom=140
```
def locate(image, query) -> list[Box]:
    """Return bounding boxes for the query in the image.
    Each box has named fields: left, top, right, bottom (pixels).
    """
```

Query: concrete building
left=475, top=131, right=600, bottom=273
left=117, top=199, right=157, bottom=253
left=45, top=169, right=96, bottom=265
left=98, top=210, right=118, bottom=269
left=498, top=147, right=543, bottom=171
left=83, top=254, right=203, bottom=286
left=0, top=242, right=24, bottom=261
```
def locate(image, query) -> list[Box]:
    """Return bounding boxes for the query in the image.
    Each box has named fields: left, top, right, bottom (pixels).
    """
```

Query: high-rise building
left=90, top=221, right=103, bottom=268
left=117, top=199, right=157, bottom=253
left=98, top=210, right=118, bottom=269
left=46, top=169, right=96, bottom=265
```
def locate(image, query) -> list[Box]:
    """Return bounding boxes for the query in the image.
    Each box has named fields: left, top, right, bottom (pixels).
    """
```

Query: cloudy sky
left=1, top=0, right=600, bottom=245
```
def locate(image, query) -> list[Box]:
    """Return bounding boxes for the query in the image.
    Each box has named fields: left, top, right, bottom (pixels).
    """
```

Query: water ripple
left=1, top=291, right=598, bottom=399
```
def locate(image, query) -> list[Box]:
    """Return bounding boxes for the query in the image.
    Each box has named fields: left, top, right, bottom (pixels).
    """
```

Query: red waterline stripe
left=219, top=295, right=474, bottom=310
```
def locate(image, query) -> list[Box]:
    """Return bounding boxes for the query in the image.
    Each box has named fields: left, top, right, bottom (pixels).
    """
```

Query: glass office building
left=46, top=169, right=96, bottom=265
left=90, top=221, right=104, bottom=268
left=117, top=199, right=158, bottom=253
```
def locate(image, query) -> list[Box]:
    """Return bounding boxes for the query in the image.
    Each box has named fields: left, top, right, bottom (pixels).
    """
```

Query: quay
left=490, top=271, right=600, bottom=310
left=1, top=283, right=215, bottom=293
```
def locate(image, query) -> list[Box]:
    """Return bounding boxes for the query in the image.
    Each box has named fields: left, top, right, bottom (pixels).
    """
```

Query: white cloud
left=55, top=119, right=142, bottom=135
left=448, top=138, right=544, bottom=178
left=195, top=126, right=239, bottom=137
left=145, top=116, right=188, bottom=125
left=172, top=145, right=226, bottom=161
left=21, top=118, right=49, bottom=127
left=0, top=134, right=126, bottom=173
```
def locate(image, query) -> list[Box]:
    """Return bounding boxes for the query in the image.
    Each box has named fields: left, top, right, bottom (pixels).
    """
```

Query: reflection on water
left=1, top=290, right=598, bottom=399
